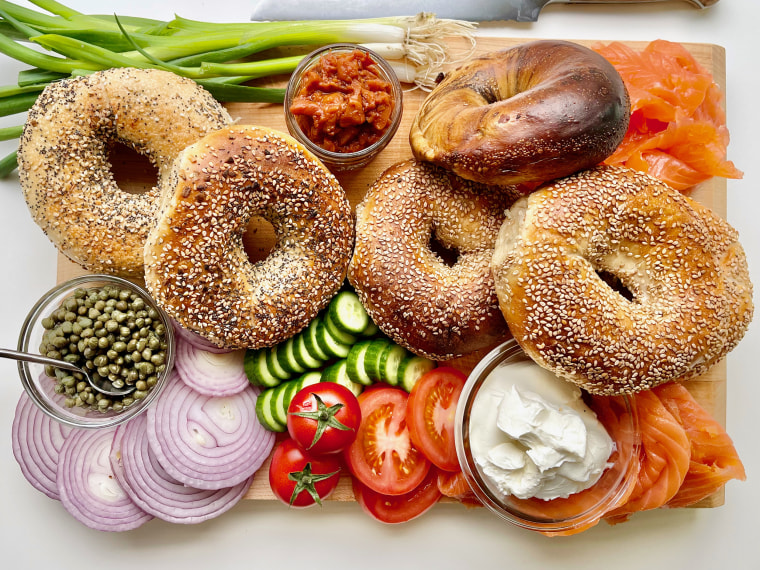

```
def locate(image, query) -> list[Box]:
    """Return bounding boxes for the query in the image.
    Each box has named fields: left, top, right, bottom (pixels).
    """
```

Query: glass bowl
left=284, top=43, right=403, bottom=172
left=455, top=339, right=641, bottom=535
left=16, top=274, right=175, bottom=429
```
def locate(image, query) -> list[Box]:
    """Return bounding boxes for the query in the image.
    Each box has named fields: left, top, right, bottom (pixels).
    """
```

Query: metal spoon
left=0, top=347, right=136, bottom=397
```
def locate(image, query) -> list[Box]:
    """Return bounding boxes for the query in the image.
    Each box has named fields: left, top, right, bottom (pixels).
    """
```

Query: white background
left=0, top=1, right=757, bottom=569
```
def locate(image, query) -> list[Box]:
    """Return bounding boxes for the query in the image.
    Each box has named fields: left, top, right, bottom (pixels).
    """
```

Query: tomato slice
left=352, top=467, right=442, bottom=524
left=406, top=367, right=467, bottom=472
left=344, top=385, right=431, bottom=495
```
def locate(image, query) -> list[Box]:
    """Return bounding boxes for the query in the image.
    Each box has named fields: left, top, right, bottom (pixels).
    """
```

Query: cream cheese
left=470, top=360, right=614, bottom=501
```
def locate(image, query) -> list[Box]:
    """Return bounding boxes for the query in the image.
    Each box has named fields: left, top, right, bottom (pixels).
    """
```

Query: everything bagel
left=410, top=40, right=630, bottom=186
left=144, top=125, right=354, bottom=350
left=18, top=67, right=232, bottom=278
left=491, top=166, right=754, bottom=395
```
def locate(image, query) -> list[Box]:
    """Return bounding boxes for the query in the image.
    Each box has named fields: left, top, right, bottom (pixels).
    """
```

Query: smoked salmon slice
left=603, top=389, right=691, bottom=524
left=654, top=383, right=746, bottom=508
left=436, top=469, right=480, bottom=506
left=594, top=39, right=743, bottom=191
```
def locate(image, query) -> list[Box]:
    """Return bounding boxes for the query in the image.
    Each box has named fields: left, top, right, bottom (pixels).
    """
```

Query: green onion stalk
left=0, top=0, right=477, bottom=176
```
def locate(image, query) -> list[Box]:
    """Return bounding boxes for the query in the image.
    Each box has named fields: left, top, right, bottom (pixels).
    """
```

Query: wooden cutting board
left=56, top=37, right=730, bottom=508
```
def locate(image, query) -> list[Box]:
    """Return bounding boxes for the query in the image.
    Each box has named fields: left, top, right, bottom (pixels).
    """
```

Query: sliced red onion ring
left=111, top=413, right=253, bottom=524
left=175, top=336, right=249, bottom=397
left=147, top=371, right=274, bottom=490
left=12, top=391, right=73, bottom=500
left=57, top=427, right=153, bottom=531
left=171, top=319, right=233, bottom=354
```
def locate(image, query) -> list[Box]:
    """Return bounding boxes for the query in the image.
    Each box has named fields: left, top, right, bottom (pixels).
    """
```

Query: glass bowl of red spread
left=455, top=339, right=641, bottom=536
left=285, top=43, right=403, bottom=172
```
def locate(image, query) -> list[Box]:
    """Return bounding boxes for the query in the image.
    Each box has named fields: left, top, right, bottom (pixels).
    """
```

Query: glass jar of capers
left=38, top=283, right=170, bottom=412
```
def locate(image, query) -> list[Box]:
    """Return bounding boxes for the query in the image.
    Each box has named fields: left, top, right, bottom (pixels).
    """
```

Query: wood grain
left=56, top=37, right=730, bottom=508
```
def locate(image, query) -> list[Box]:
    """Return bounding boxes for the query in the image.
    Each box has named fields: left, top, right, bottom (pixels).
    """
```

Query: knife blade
left=250, top=0, right=718, bottom=23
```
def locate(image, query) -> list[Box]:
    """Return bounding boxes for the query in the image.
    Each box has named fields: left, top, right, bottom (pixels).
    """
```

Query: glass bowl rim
left=454, top=338, right=642, bottom=532
left=16, top=273, right=175, bottom=430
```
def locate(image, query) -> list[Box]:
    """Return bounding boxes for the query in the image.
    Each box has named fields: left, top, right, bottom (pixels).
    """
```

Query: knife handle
left=559, top=0, right=719, bottom=8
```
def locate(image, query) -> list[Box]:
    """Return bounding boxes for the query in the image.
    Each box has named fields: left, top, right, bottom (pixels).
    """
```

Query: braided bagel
left=18, top=67, right=232, bottom=278
left=491, top=166, right=754, bottom=395
left=410, top=40, right=630, bottom=186
left=144, top=125, right=354, bottom=350
left=349, top=160, right=519, bottom=360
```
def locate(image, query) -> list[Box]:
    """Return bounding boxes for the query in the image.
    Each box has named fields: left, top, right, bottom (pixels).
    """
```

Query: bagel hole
left=243, top=216, right=277, bottom=263
left=429, top=233, right=460, bottom=267
left=597, top=270, right=634, bottom=302
left=107, top=142, right=159, bottom=194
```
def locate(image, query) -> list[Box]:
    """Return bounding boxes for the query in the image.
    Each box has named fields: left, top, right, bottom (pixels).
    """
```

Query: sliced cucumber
left=324, top=310, right=358, bottom=345
left=265, top=345, right=292, bottom=381
left=397, top=355, right=436, bottom=392
left=304, top=317, right=330, bottom=362
left=316, top=318, right=351, bottom=359
left=255, top=386, right=286, bottom=432
left=378, top=344, right=408, bottom=387
left=359, top=319, right=380, bottom=338
left=295, top=370, right=323, bottom=393
left=345, top=340, right=374, bottom=386
left=363, top=338, right=391, bottom=382
left=276, top=337, right=306, bottom=375
left=244, top=349, right=282, bottom=388
left=271, top=381, right=294, bottom=427
left=327, top=290, right=370, bottom=335
left=294, top=332, right=323, bottom=369
left=321, top=360, right=363, bottom=397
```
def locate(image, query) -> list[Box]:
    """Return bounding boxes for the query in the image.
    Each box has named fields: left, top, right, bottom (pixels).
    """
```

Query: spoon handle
left=0, top=348, right=84, bottom=375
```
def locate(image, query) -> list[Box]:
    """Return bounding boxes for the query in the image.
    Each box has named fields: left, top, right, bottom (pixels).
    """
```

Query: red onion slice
left=11, top=392, right=73, bottom=500
left=57, top=427, right=153, bottom=531
left=171, top=319, right=233, bottom=354
left=147, top=371, right=274, bottom=490
left=175, top=336, right=249, bottom=397
left=111, top=413, right=253, bottom=524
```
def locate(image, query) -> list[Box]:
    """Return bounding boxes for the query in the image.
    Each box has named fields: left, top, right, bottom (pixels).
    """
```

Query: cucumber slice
left=363, top=338, right=391, bottom=381
left=271, top=381, right=293, bottom=427
left=276, top=336, right=306, bottom=375
left=322, top=360, right=363, bottom=397
left=304, top=317, right=330, bottom=362
left=359, top=319, right=380, bottom=338
left=244, top=349, right=282, bottom=388
left=327, top=290, right=370, bottom=335
left=345, top=340, right=374, bottom=386
left=296, top=371, right=323, bottom=393
left=324, top=310, right=358, bottom=345
left=294, top=332, right=323, bottom=370
left=316, top=319, right=351, bottom=359
left=255, top=387, right=286, bottom=432
left=378, top=344, right=408, bottom=386
left=397, top=355, right=436, bottom=392
left=266, top=345, right=292, bottom=381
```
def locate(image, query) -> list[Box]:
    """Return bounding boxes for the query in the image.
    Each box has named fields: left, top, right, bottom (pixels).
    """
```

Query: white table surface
left=1, top=1, right=757, bottom=568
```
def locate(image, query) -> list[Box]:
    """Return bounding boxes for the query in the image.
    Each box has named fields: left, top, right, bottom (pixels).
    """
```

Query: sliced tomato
left=352, top=467, right=442, bottom=524
left=344, top=385, right=431, bottom=495
left=407, top=367, right=467, bottom=471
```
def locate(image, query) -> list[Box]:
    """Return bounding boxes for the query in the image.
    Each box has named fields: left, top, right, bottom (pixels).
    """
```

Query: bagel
left=491, top=166, right=753, bottom=395
left=349, top=160, right=519, bottom=360
left=144, top=125, right=354, bottom=350
left=410, top=40, right=630, bottom=186
left=18, top=67, right=232, bottom=278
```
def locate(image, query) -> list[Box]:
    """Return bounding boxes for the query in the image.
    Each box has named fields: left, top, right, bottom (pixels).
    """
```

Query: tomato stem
left=290, top=393, right=354, bottom=450
left=288, top=462, right=341, bottom=506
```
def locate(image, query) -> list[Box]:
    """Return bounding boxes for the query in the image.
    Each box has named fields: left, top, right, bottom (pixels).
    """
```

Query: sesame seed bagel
left=409, top=40, right=630, bottom=186
left=349, top=160, right=519, bottom=360
left=18, top=67, right=232, bottom=278
left=491, top=166, right=754, bottom=395
left=144, top=125, right=354, bottom=350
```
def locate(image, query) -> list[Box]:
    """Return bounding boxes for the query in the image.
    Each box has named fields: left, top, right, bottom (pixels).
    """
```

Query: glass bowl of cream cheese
left=455, top=339, right=641, bottom=535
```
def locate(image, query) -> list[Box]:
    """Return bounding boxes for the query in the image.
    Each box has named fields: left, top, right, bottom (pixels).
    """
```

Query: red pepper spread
left=290, top=49, right=395, bottom=153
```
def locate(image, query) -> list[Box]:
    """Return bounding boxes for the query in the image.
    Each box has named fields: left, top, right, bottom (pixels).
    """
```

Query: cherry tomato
left=407, top=367, right=466, bottom=472
left=287, top=382, right=361, bottom=455
left=268, top=438, right=342, bottom=508
left=352, top=466, right=442, bottom=524
left=344, top=385, right=431, bottom=496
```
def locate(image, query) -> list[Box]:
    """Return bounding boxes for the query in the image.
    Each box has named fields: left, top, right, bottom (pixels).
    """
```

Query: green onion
left=0, top=0, right=477, bottom=177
